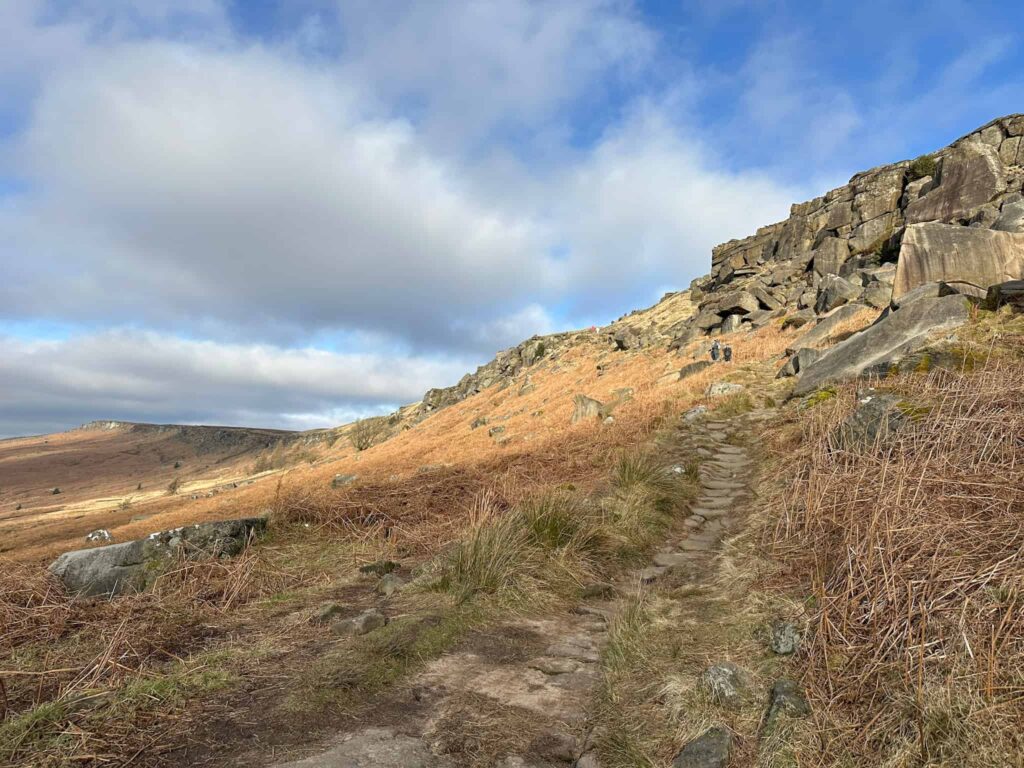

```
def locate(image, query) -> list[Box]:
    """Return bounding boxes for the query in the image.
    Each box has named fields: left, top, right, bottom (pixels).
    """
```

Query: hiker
left=723, top=345, right=733, bottom=363
left=710, top=340, right=721, bottom=362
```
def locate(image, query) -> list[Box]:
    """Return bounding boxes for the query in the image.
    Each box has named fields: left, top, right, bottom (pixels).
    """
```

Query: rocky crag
left=415, top=114, right=1024, bottom=412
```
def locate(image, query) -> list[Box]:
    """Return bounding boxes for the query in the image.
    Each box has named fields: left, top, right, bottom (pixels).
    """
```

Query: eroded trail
left=271, top=411, right=761, bottom=768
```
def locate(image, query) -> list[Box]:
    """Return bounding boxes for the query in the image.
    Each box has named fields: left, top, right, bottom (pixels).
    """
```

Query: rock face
left=49, top=517, right=266, bottom=597
left=793, top=295, right=970, bottom=396
left=905, top=140, right=1007, bottom=225
left=789, top=304, right=870, bottom=353
left=894, top=223, right=1024, bottom=300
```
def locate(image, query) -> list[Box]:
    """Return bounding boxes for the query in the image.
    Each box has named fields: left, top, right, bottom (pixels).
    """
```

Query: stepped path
left=271, top=410, right=764, bottom=768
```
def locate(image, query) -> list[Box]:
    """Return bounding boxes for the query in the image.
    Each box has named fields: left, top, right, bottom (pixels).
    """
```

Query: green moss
left=896, top=400, right=932, bottom=421
left=802, top=387, right=837, bottom=408
left=914, top=352, right=933, bottom=373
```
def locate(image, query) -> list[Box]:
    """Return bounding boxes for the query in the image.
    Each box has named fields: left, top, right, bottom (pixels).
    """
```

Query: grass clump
left=907, top=153, right=936, bottom=180
left=713, top=392, right=754, bottom=418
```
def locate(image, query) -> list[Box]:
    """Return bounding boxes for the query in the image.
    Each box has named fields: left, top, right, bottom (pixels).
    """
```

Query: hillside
left=2, top=114, right=1023, bottom=768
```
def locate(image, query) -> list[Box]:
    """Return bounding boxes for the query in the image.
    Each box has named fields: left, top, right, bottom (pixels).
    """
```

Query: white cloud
left=0, top=329, right=471, bottom=437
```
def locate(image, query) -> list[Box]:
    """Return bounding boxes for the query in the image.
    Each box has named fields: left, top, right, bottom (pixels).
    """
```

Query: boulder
left=672, top=727, right=731, bottom=768
left=984, top=280, right=1024, bottom=311
left=894, top=223, right=1024, bottom=300
left=777, top=348, right=822, bottom=378
left=861, top=280, right=891, bottom=309
left=833, top=391, right=909, bottom=450
left=811, top=237, right=850, bottom=276
left=793, top=295, right=970, bottom=396
left=891, top=281, right=942, bottom=309
left=994, top=199, right=1024, bottom=232
left=679, top=360, right=713, bottom=380
left=612, top=326, right=641, bottom=351
left=571, top=395, right=604, bottom=424
left=716, top=290, right=760, bottom=315
left=693, top=310, right=723, bottom=331
left=790, top=303, right=872, bottom=353
left=750, top=285, right=782, bottom=311
left=815, top=275, right=862, bottom=314
left=49, top=517, right=266, bottom=597
left=905, top=141, right=1007, bottom=224
left=720, top=314, right=744, bottom=333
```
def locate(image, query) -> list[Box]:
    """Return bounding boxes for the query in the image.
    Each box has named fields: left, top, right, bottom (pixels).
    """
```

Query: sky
left=1, top=0, right=1022, bottom=437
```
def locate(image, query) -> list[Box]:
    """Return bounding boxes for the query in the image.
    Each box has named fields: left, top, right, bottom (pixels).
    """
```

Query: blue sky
left=0, top=0, right=1022, bottom=437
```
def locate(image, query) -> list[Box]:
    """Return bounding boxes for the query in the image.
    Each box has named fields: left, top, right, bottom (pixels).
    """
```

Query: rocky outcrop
left=793, top=295, right=970, bottom=396
left=894, top=223, right=1024, bottom=300
left=49, top=517, right=266, bottom=597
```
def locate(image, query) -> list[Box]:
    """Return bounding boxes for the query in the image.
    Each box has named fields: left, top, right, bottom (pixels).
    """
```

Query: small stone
left=331, top=608, right=388, bottom=636
left=768, top=620, right=801, bottom=655
left=545, top=642, right=599, bottom=663
left=765, top=679, right=811, bottom=729
left=470, top=416, right=489, bottom=430
left=331, top=473, right=358, bottom=488
left=488, top=425, right=506, bottom=437
left=672, top=726, right=732, bottom=768
left=312, top=602, right=345, bottom=625
left=683, top=405, right=708, bottom=421
left=701, top=662, right=748, bottom=707
left=528, top=730, right=578, bottom=763
left=85, top=529, right=113, bottom=544
left=576, top=752, right=601, bottom=768
left=376, top=573, right=405, bottom=597
left=653, top=552, right=690, bottom=568
left=528, top=657, right=580, bottom=675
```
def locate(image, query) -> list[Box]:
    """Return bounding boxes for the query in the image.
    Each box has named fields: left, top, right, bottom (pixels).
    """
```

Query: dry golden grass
left=764, top=353, right=1024, bottom=766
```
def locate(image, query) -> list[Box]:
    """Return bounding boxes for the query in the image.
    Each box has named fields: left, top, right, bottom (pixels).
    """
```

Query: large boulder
left=815, top=275, right=862, bottom=314
left=793, top=295, right=970, bottom=396
left=789, top=303, right=872, bottom=354
left=984, top=280, right=1024, bottom=311
left=905, top=141, right=1006, bottom=224
left=49, top=517, right=267, bottom=597
left=893, top=223, right=1024, bottom=300
left=777, top=347, right=822, bottom=378
left=994, top=198, right=1024, bottom=232
left=716, top=290, right=760, bottom=315
left=811, top=237, right=851, bottom=277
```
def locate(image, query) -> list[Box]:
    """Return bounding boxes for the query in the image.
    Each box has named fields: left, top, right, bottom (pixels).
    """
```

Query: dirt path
left=268, top=409, right=762, bottom=768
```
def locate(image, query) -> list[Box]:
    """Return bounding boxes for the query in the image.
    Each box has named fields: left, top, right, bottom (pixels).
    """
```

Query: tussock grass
left=764, top=355, right=1024, bottom=766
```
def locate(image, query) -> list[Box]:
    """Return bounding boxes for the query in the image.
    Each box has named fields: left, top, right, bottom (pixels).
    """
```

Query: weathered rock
left=672, top=727, right=732, bottom=768
left=890, top=281, right=943, bottom=308
left=720, top=314, right=744, bottom=333
left=693, top=310, right=723, bottom=331
left=488, top=426, right=506, bottom=438
left=815, top=275, right=862, bottom=314
left=527, top=730, right=578, bottom=763
left=750, top=285, right=782, bottom=311
left=679, top=360, right=713, bottom=380
left=470, top=416, right=489, bottom=430
left=613, top=326, right=641, bottom=351
left=781, top=310, right=814, bottom=330
left=764, top=679, right=811, bottom=730
left=701, top=662, right=748, bottom=707
left=777, top=348, right=821, bottom=378
left=332, top=473, right=358, bottom=488
left=905, top=141, right=1007, bottom=224
left=683, top=405, right=709, bottom=421
left=571, top=395, right=604, bottom=424
left=812, top=237, right=851, bottom=276
left=85, top=529, right=113, bottom=544
left=767, top=620, right=802, bottom=655
left=716, top=290, right=760, bottom=315
left=984, top=279, right=1024, bottom=311
left=833, top=391, right=909, bottom=449
left=272, top=727, right=451, bottom=768
left=861, top=280, right=892, bottom=309
left=789, top=303, right=871, bottom=353
left=994, top=199, right=1024, bottom=232
left=706, top=382, right=745, bottom=397
left=376, top=573, right=405, bottom=597
left=794, top=295, right=970, bottom=395
left=894, top=223, right=1024, bottom=300
left=331, top=608, right=387, bottom=636
left=49, top=517, right=266, bottom=597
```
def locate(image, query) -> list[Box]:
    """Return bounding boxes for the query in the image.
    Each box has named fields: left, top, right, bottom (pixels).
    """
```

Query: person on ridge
left=710, top=340, right=721, bottom=362
left=723, top=345, right=733, bottom=363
